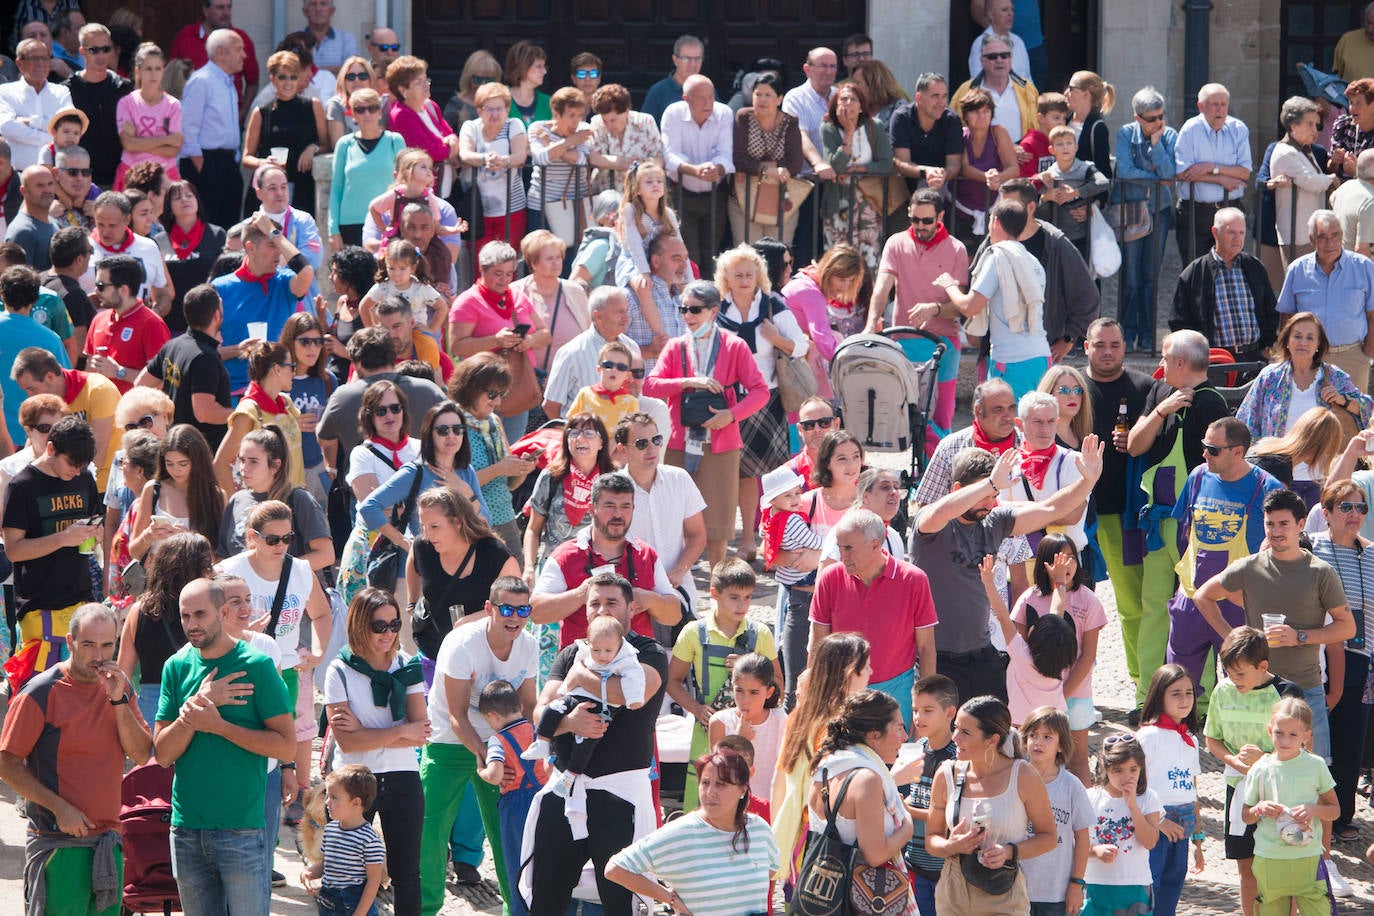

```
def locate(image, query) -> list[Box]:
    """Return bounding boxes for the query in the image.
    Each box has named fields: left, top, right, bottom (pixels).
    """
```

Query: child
left=41, top=107, right=87, bottom=167
left=477, top=680, right=546, bottom=916
left=1241, top=697, right=1339, bottom=916
left=619, top=160, right=679, bottom=279
left=1012, top=533, right=1107, bottom=783
left=523, top=614, right=645, bottom=797
left=1020, top=706, right=1094, bottom=916
left=566, top=340, right=641, bottom=429
left=359, top=237, right=446, bottom=337
left=1082, top=734, right=1163, bottom=916
left=1036, top=125, right=1111, bottom=262
left=368, top=148, right=447, bottom=242
left=1136, top=665, right=1205, bottom=916
left=1203, top=626, right=1305, bottom=916
left=758, top=465, right=822, bottom=587
left=708, top=652, right=787, bottom=810
left=900, top=674, right=960, bottom=916
left=1018, top=92, right=1069, bottom=180
left=301, top=764, right=385, bottom=916
left=666, top=558, right=780, bottom=810
left=717, top=733, right=771, bottom=820
left=115, top=44, right=182, bottom=188
left=980, top=552, right=1078, bottom=729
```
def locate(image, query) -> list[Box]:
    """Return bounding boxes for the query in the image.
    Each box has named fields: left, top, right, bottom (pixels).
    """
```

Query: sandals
left=1331, top=824, right=1361, bottom=842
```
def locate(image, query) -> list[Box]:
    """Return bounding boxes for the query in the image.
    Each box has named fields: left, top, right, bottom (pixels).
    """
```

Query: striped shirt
left=771, top=513, right=823, bottom=586
left=607, top=812, right=779, bottom=916
left=1309, top=534, right=1374, bottom=656
left=322, top=819, right=385, bottom=888
left=1210, top=250, right=1259, bottom=349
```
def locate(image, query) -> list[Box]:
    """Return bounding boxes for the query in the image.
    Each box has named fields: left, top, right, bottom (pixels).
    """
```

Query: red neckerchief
left=562, top=464, right=595, bottom=526
left=1020, top=442, right=1058, bottom=490
left=790, top=450, right=816, bottom=489
left=909, top=222, right=950, bottom=251
left=234, top=262, right=276, bottom=293
left=475, top=280, right=514, bottom=321
left=1155, top=713, right=1196, bottom=748
left=590, top=384, right=632, bottom=402
left=970, top=419, right=1016, bottom=457
left=761, top=507, right=802, bottom=570
left=243, top=382, right=287, bottom=415
left=169, top=220, right=206, bottom=260
left=61, top=368, right=86, bottom=402
left=96, top=228, right=136, bottom=254
left=0, top=171, right=14, bottom=202
left=369, top=434, right=409, bottom=469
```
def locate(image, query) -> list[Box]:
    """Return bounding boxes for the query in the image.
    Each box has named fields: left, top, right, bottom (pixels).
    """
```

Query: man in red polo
left=809, top=507, right=937, bottom=727
left=83, top=254, right=170, bottom=395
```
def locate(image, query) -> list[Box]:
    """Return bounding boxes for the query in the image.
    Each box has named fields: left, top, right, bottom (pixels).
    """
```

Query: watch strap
left=110, top=695, right=129, bottom=706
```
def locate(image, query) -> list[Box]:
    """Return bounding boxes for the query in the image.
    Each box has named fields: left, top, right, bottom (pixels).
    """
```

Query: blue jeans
left=1149, top=833, right=1190, bottom=916
left=170, top=825, right=270, bottom=916
left=319, top=882, right=379, bottom=916
left=1302, top=683, right=1331, bottom=761
left=1120, top=209, right=1173, bottom=350
left=137, top=682, right=161, bottom=725
left=501, top=411, right=530, bottom=450
left=264, top=766, right=282, bottom=875
left=913, top=872, right=938, bottom=916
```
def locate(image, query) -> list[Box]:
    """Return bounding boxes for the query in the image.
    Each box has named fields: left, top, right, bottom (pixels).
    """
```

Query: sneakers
left=551, top=771, right=576, bottom=798
left=451, top=862, right=483, bottom=885
left=1326, top=857, right=1353, bottom=898
left=521, top=738, right=550, bottom=761
left=271, top=870, right=286, bottom=888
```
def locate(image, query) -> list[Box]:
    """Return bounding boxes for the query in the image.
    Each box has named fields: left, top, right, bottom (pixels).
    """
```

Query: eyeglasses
left=344, top=71, right=370, bottom=82
left=60, top=167, right=92, bottom=177
left=675, top=54, right=703, bottom=63
left=83, top=44, right=113, bottom=55
left=679, top=304, right=711, bottom=315
left=1103, top=733, right=1138, bottom=747
left=472, top=75, right=494, bottom=87
left=254, top=530, right=295, bottom=546
left=1055, top=385, right=1085, bottom=396
left=94, top=280, right=113, bottom=290
left=567, top=428, right=602, bottom=440
left=1337, top=501, right=1371, bottom=515
left=28, top=422, right=53, bottom=434
left=1067, top=83, right=1089, bottom=92
left=1138, top=112, right=1165, bottom=123
left=296, top=336, right=324, bottom=347
left=479, top=104, right=506, bottom=115
left=276, top=361, right=296, bottom=371
left=21, top=54, right=52, bottom=62
left=351, top=104, right=380, bottom=115
left=487, top=389, right=508, bottom=400
left=910, top=216, right=938, bottom=225
left=982, top=52, right=1012, bottom=60
left=575, top=69, right=600, bottom=80
left=368, top=618, right=404, bottom=633
left=370, top=402, right=404, bottom=415
left=1200, top=441, right=1233, bottom=456
left=630, top=368, right=645, bottom=379
left=599, top=360, right=630, bottom=372
left=798, top=417, right=836, bottom=431
left=844, top=50, right=873, bottom=61
left=124, top=414, right=156, bottom=432
left=373, top=42, right=400, bottom=52
left=497, top=603, right=533, bottom=618
left=631, top=434, right=665, bottom=450
left=433, top=423, right=463, bottom=437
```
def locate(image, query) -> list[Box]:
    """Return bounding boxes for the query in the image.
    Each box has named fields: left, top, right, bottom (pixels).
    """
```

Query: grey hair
left=1357, top=149, right=1374, bottom=182
left=588, top=285, right=628, bottom=314
left=55, top=145, right=90, bottom=165
left=1017, top=390, right=1059, bottom=418
left=591, top=189, right=620, bottom=222
left=681, top=279, right=721, bottom=311
left=1280, top=96, right=1320, bottom=132
left=833, top=507, right=886, bottom=544
left=205, top=28, right=239, bottom=58
left=478, top=240, right=518, bottom=269
left=1163, top=329, right=1210, bottom=371
left=1197, top=82, right=1229, bottom=104
left=673, top=35, right=703, bottom=56
left=1131, top=87, right=1165, bottom=117
left=1307, top=208, right=1340, bottom=237
left=69, top=602, right=118, bottom=640
left=914, top=72, right=947, bottom=95
left=980, top=33, right=1012, bottom=53
left=972, top=378, right=1014, bottom=414
left=1212, top=206, right=1245, bottom=231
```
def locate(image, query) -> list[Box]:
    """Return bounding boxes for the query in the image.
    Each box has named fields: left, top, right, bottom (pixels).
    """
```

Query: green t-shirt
left=1241, top=750, right=1335, bottom=859
left=1203, top=675, right=1303, bottom=786
left=30, top=288, right=72, bottom=341
left=156, top=640, right=292, bottom=829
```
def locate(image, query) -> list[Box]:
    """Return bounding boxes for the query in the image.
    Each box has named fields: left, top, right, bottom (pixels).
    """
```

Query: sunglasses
left=1103, top=733, right=1138, bottom=747
left=982, top=51, right=1012, bottom=60
left=575, top=69, right=600, bottom=80
left=254, top=530, right=295, bottom=546
left=61, top=167, right=92, bottom=177
left=1055, top=385, right=1085, bottom=396
left=93, top=280, right=114, bottom=290
left=679, top=304, right=711, bottom=315
left=276, top=361, right=296, bottom=371
left=83, top=44, right=113, bottom=55
left=567, top=427, right=601, bottom=440
left=344, top=71, right=370, bottom=82
left=1138, top=112, right=1165, bottom=123
left=374, top=42, right=401, bottom=52
left=28, top=422, right=53, bottom=434
left=124, top=414, right=156, bottom=432
left=369, top=618, right=404, bottom=633
left=910, top=216, right=938, bottom=225
left=487, top=389, right=509, bottom=400
left=630, top=368, right=645, bottom=379
left=1337, top=501, right=1371, bottom=515
left=472, top=75, right=494, bottom=86
left=632, top=434, right=665, bottom=450
left=1200, top=442, right=1232, bottom=456
left=497, top=603, right=533, bottom=618
left=351, top=104, right=381, bottom=115
left=296, top=336, right=324, bottom=346
left=371, top=402, right=404, bottom=415
left=433, top=423, right=464, bottom=437
left=798, top=417, right=836, bottom=431
left=600, top=360, right=630, bottom=372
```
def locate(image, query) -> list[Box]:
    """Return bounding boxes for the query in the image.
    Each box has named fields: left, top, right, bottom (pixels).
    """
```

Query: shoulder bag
left=789, top=768, right=858, bottom=916
left=365, top=461, right=425, bottom=593
left=761, top=293, right=819, bottom=413
left=949, top=761, right=1020, bottom=895
left=410, top=540, right=479, bottom=644
left=265, top=555, right=294, bottom=638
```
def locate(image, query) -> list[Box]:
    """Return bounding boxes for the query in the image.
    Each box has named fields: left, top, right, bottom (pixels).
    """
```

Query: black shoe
left=271, top=870, right=286, bottom=887
left=452, top=862, right=483, bottom=885
left=1127, top=706, right=1142, bottom=727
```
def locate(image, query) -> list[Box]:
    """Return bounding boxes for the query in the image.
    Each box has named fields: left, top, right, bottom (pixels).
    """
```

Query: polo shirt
left=311, top=26, right=359, bottom=71
left=1275, top=250, right=1374, bottom=347
left=213, top=267, right=306, bottom=392
left=1174, top=114, right=1252, bottom=203
left=147, top=328, right=231, bottom=451
left=810, top=553, right=938, bottom=682
left=83, top=303, right=171, bottom=394
left=626, top=464, right=707, bottom=606
left=0, top=310, right=69, bottom=443
left=888, top=104, right=964, bottom=186
left=876, top=229, right=969, bottom=340
left=1334, top=29, right=1374, bottom=81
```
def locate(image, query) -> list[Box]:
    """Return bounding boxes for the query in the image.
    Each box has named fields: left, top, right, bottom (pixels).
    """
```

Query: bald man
left=661, top=74, right=733, bottom=268
left=5, top=165, right=56, bottom=269
left=783, top=47, right=838, bottom=264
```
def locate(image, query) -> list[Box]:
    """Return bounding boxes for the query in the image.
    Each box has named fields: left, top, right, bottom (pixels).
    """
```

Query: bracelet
left=1068, top=877, right=1086, bottom=887
left=287, top=253, right=309, bottom=274
left=1191, top=831, right=1206, bottom=843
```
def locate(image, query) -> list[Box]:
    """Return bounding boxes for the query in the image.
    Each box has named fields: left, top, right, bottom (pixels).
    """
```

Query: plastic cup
left=246, top=321, right=268, bottom=341
left=78, top=533, right=96, bottom=555
left=1262, top=613, right=1287, bottom=646
left=270, top=146, right=289, bottom=164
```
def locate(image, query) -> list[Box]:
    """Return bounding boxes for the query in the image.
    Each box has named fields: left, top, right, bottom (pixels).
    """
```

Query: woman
left=848, top=59, right=908, bottom=131
left=924, top=696, right=1057, bottom=916
left=587, top=83, right=663, bottom=196
left=1114, top=87, right=1177, bottom=353
left=329, top=87, right=406, bottom=250
left=444, top=50, right=503, bottom=131
left=326, top=246, right=377, bottom=377
left=404, top=487, right=520, bottom=674
left=156, top=180, right=226, bottom=334
left=282, top=313, right=337, bottom=502
left=324, top=56, right=376, bottom=147
left=954, top=89, right=1018, bottom=251
left=820, top=82, right=897, bottom=273
left=715, top=244, right=809, bottom=561
left=752, top=236, right=795, bottom=291
left=126, top=189, right=157, bottom=237
left=322, top=587, right=429, bottom=916
left=1329, top=78, right=1374, bottom=182
left=606, top=748, right=778, bottom=916
left=1270, top=96, right=1338, bottom=266
left=1038, top=365, right=1093, bottom=450
left=241, top=50, right=327, bottom=214
left=730, top=72, right=805, bottom=247
left=116, top=531, right=212, bottom=722
left=772, top=633, right=873, bottom=877
left=521, top=413, right=614, bottom=578
left=510, top=230, right=590, bottom=372
left=643, top=281, right=769, bottom=567
left=528, top=87, right=594, bottom=246
left=216, top=425, right=335, bottom=571
left=569, top=52, right=602, bottom=109
left=213, top=342, right=304, bottom=493
left=116, top=43, right=181, bottom=189
left=447, top=354, right=539, bottom=559
left=1309, top=478, right=1374, bottom=843
left=129, top=424, right=226, bottom=560
left=505, top=40, right=551, bottom=130
left=1065, top=70, right=1115, bottom=178
left=103, top=388, right=174, bottom=528
left=386, top=55, right=461, bottom=193
left=1236, top=311, right=1372, bottom=446
left=1247, top=407, right=1343, bottom=510
left=456, top=81, right=530, bottom=253
left=781, top=243, right=867, bottom=397
left=802, top=430, right=865, bottom=541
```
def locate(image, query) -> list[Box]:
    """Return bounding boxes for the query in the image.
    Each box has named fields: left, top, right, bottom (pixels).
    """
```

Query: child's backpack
left=120, top=761, right=180, bottom=915
left=688, top=618, right=760, bottom=711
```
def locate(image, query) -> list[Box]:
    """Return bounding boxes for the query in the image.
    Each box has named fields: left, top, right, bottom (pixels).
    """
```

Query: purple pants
left=1165, top=589, right=1244, bottom=697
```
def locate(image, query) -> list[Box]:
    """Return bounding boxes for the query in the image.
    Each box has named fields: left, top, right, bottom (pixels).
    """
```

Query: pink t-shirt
left=116, top=92, right=183, bottom=172
left=449, top=284, right=538, bottom=363
left=1011, top=586, right=1107, bottom=699
left=1006, top=634, right=1066, bottom=727
left=810, top=554, right=938, bottom=684
left=876, top=228, right=969, bottom=341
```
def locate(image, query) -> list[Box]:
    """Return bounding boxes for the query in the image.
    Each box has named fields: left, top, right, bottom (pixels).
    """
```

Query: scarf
left=475, top=279, right=515, bottom=321
left=467, top=413, right=507, bottom=463
left=234, top=262, right=277, bottom=292
left=908, top=222, right=950, bottom=251
left=1155, top=713, right=1196, bottom=748
left=338, top=647, right=423, bottom=721
left=370, top=434, right=409, bottom=469
left=562, top=464, right=596, bottom=527
left=716, top=289, right=773, bottom=350
left=1020, top=442, right=1059, bottom=490
left=168, top=219, right=205, bottom=260
left=97, top=227, right=136, bottom=254
left=243, top=382, right=287, bottom=415
left=590, top=384, right=632, bottom=402
left=761, top=508, right=801, bottom=570
left=970, top=419, right=1016, bottom=457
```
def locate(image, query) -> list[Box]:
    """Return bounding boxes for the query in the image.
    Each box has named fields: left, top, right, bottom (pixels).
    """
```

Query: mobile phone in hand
left=514, top=323, right=531, bottom=337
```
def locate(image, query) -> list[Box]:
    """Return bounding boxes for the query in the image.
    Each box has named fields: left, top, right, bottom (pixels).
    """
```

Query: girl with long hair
left=281, top=311, right=338, bottom=503
left=1247, top=406, right=1344, bottom=511
left=216, top=425, right=334, bottom=572
left=214, top=341, right=305, bottom=492
left=129, top=424, right=226, bottom=560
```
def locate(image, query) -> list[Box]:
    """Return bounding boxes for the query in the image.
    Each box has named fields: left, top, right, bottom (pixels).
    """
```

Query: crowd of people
left=0, top=3, right=1373, bottom=916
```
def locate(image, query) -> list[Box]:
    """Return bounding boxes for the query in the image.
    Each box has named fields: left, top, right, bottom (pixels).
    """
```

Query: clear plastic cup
left=246, top=321, right=268, bottom=340
left=270, top=146, right=289, bottom=164
left=1262, top=613, right=1287, bottom=646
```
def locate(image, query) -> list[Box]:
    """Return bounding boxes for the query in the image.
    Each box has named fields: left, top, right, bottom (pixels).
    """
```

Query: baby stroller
left=120, top=760, right=179, bottom=915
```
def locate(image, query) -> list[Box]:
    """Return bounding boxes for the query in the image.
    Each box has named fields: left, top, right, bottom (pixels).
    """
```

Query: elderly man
left=365, top=27, right=400, bottom=88
left=0, top=38, right=73, bottom=170
left=87, top=191, right=172, bottom=316
left=785, top=47, right=839, bottom=264
left=889, top=73, right=962, bottom=193
left=5, top=165, right=55, bottom=270
left=1169, top=206, right=1278, bottom=364
left=953, top=35, right=1037, bottom=141
left=642, top=35, right=705, bottom=123
left=819, top=467, right=907, bottom=567
left=1277, top=208, right=1374, bottom=387
left=1335, top=1, right=1374, bottom=81
left=237, top=164, right=323, bottom=298
left=1002, top=390, right=1087, bottom=546
left=170, top=0, right=259, bottom=110
left=916, top=377, right=1020, bottom=505
left=619, top=229, right=688, bottom=367
left=543, top=286, right=641, bottom=418
left=1332, top=148, right=1374, bottom=255
left=1174, top=83, right=1251, bottom=264
left=968, top=0, right=1031, bottom=81
left=971, top=0, right=1046, bottom=87
left=0, top=141, right=24, bottom=236
left=661, top=74, right=733, bottom=269
left=302, top=0, right=356, bottom=72
left=64, top=23, right=132, bottom=189
left=18, top=21, right=63, bottom=80
left=178, top=29, right=247, bottom=230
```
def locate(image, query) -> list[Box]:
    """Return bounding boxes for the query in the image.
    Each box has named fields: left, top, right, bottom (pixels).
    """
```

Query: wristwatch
left=115, top=366, right=127, bottom=381
left=270, top=228, right=283, bottom=238
left=1211, top=164, right=1220, bottom=176
left=110, top=695, right=129, bottom=706
left=1297, top=629, right=1309, bottom=644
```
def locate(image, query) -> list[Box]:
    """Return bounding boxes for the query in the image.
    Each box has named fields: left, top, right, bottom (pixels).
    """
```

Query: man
left=1276, top=208, right=1374, bottom=387
left=364, top=27, right=400, bottom=87
left=0, top=38, right=73, bottom=170
left=43, top=226, right=95, bottom=363
left=840, top=33, right=873, bottom=75
left=1163, top=417, right=1285, bottom=715
left=937, top=198, right=1048, bottom=399
left=544, top=286, right=641, bottom=418
left=526, top=572, right=668, bottom=916
left=83, top=254, right=172, bottom=395
left=619, top=229, right=688, bottom=366
left=1082, top=317, right=1154, bottom=696
left=302, top=0, right=356, bottom=72
left=238, top=164, right=323, bottom=298
left=87, top=191, right=172, bottom=317
left=1125, top=329, right=1232, bottom=711
left=784, top=47, right=838, bottom=265
left=18, top=21, right=64, bottom=80
left=818, top=468, right=908, bottom=567
left=1334, top=1, right=1374, bottom=81
left=51, top=145, right=96, bottom=231
left=866, top=188, right=969, bottom=441
left=911, top=440, right=1102, bottom=705
left=953, top=35, right=1037, bottom=141
left=13, top=346, right=119, bottom=491
left=154, top=577, right=295, bottom=916
left=0, top=140, right=26, bottom=237
left=970, top=0, right=1047, bottom=88
left=170, top=0, right=259, bottom=111
left=1331, top=148, right=1374, bottom=255
left=641, top=35, right=705, bottom=124
left=810, top=509, right=937, bottom=726
left=915, top=377, right=1020, bottom=506
left=786, top=396, right=840, bottom=485
left=1169, top=206, right=1279, bottom=363
left=211, top=213, right=315, bottom=394
left=50, top=10, right=84, bottom=72
left=399, top=202, right=456, bottom=296
left=373, top=293, right=453, bottom=382
left=1174, top=83, right=1251, bottom=264
left=138, top=283, right=232, bottom=450
left=1, top=416, right=101, bottom=679
left=64, top=24, right=132, bottom=189
left=1001, top=391, right=1087, bottom=548
left=179, top=29, right=248, bottom=230
left=967, top=0, right=1031, bottom=81
left=532, top=474, right=686, bottom=648
left=5, top=164, right=56, bottom=270
left=889, top=73, right=962, bottom=193
left=0, top=603, right=153, bottom=916
left=661, top=75, right=733, bottom=269
left=0, top=269, right=70, bottom=443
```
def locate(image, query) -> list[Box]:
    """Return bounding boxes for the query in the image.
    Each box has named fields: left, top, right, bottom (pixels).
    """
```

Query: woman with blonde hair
left=1065, top=69, right=1115, bottom=177
left=324, top=56, right=377, bottom=147
left=241, top=50, right=328, bottom=212
left=1037, top=364, right=1094, bottom=450
left=510, top=229, right=590, bottom=370
left=444, top=49, right=504, bottom=129
left=1247, top=406, right=1344, bottom=510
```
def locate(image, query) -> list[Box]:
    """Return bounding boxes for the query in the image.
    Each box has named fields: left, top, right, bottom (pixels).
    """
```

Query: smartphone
left=86, top=515, right=104, bottom=526
left=514, top=323, right=531, bottom=338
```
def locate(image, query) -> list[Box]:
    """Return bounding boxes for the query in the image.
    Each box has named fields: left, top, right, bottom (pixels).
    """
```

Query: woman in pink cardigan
left=385, top=55, right=460, bottom=187
left=644, top=280, right=769, bottom=567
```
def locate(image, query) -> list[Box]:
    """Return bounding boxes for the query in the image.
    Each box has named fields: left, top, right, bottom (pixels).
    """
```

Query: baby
left=758, top=466, right=822, bottom=586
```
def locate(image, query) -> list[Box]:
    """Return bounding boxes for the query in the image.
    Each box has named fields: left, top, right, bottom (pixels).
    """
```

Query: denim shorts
left=318, top=882, right=378, bottom=916
left=1066, top=696, right=1096, bottom=731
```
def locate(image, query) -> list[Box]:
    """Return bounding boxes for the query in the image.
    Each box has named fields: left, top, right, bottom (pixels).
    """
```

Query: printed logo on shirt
left=1167, top=765, right=1195, bottom=793
left=121, top=326, right=134, bottom=342
left=1093, top=813, right=1136, bottom=850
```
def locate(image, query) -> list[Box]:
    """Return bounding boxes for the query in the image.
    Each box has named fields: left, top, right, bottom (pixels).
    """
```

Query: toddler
left=360, top=237, right=446, bottom=337
left=478, top=680, right=546, bottom=916
left=758, top=465, right=822, bottom=586
left=301, top=764, right=385, bottom=916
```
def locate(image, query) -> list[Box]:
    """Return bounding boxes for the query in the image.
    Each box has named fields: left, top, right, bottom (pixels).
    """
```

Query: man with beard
left=909, top=439, right=1101, bottom=705
left=83, top=254, right=171, bottom=394
left=914, top=377, right=1020, bottom=506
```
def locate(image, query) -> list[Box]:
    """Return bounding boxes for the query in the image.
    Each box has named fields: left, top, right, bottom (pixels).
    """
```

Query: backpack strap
left=693, top=619, right=761, bottom=703
left=266, top=556, right=293, bottom=637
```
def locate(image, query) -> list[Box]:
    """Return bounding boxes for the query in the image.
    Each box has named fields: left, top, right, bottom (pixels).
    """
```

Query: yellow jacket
left=952, top=72, right=1039, bottom=139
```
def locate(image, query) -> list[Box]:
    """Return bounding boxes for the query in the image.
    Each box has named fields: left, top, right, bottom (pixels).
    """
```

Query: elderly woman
left=328, top=88, right=405, bottom=250
left=506, top=39, right=551, bottom=129
left=456, top=80, right=530, bottom=252
left=386, top=55, right=461, bottom=191
left=528, top=87, right=594, bottom=246
left=848, top=59, right=908, bottom=131
left=587, top=83, right=663, bottom=196
left=444, top=50, right=503, bottom=131
left=1329, top=77, right=1374, bottom=182
left=323, top=56, right=376, bottom=147
left=241, top=50, right=328, bottom=214
left=954, top=88, right=1019, bottom=250
left=730, top=72, right=805, bottom=246
left=1270, top=96, right=1338, bottom=266
left=820, top=82, right=897, bottom=273
left=1114, top=87, right=1178, bottom=353
left=643, top=280, right=769, bottom=567
left=510, top=229, right=590, bottom=372
left=570, top=51, right=602, bottom=108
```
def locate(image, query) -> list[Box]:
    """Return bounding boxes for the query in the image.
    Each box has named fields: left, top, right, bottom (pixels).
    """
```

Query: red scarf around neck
left=562, top=464, right=596, bottom=526
left=1154, top=713, right=1196, bottom=748
left=970, top=419, right=1016, bottom=457
left=590, top=384, right=632, bottom=402
left=475, top=280, right=514, bottom=321
left=243, top=382, right=287, bottom=415
left=169, top=220, right=206, bottom=260
left=98, top=227, right=136, bottom=254
left=909, top=222, right=950, bottom=251
left=369, top=434, right=409, bottom=469
left=1020, top=443, right=1059, bottom=490
left=761, top=508, right=801, bottom=570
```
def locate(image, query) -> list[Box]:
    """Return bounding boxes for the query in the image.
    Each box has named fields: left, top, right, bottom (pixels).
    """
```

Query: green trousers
left=42, top=844, right=124, bottom=916
left=419, top=742, right=506, bottom=916
left=1137, top=517, right=1178, bottom=706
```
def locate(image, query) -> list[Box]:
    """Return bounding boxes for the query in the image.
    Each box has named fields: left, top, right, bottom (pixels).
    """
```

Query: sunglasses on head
left=371, top=402, right=404, bottom=415
left=497, top=603, right=533, bottom=618
left=1103, top=733, right=1138, bottom=747
left=61, top=167, right=92, bottom=177
left=254, top=530, right=295, bottom=546
left=29, top=422, right=52, bottom=434
left=369, top=618, right=404, bottom=633
left=1200, top=441, right=1232, bottom=456
left=351, top=104, right=381, bottom=115
left=982, top=51, right=1012, bottom=60
left=575, top=69, right=600, bottom=80
left=344, top=71, right=369, bottom=81
left=296, top=336, right=324, bottom=346
left=600, top=360, right=630, bottom=372
left=632, top=434, right=665, bottom=450
left=679, top=304, right=711, bottom=315
left=1337, top=501, right=1371, bottom=515
left=798, top=417, right=836, bottom=431
left=374, top=42, right=400, bottom=52
left=124, top=414, right=156, bottom=432
left=1055, top=385, right=1085, bottom=396
left=910, top=216, right=938, bottom=225
left=433, top=423, right=463, bottom=437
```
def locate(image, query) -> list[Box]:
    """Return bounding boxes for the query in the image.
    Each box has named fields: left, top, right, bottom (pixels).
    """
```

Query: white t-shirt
left=711, top=706, right=787, bottom=799
left=1083, top=787, right=1163, bottom=886
left=85, top=233, right=169, bottom=300
left=220, top=553, right=315, bottom=669
left=429, top=618, right=539, bottom=744
left=1021, top=766, right=1094, bottom=904
left=323, top=651, right=426, bottom=774
left=346, top=438, right=421, bottom=487
left=1285, top=379, right=1321, bottom=480
left=625, top=465, right=707, bottom=605
left=1136, top=725, right=1201, bottom=807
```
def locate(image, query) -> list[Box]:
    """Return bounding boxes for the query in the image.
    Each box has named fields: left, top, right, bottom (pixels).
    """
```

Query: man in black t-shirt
left=889, top=73, right=963, bottom=193
left=527, top=572, right=669, bottom=916
left=136, top=283, right=232, bottom=450
left=62, top=24, right=133, bottom=189
left=41, top=226, right=95, bottom=363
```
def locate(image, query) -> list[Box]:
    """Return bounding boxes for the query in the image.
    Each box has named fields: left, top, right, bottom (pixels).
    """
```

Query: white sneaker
left=1326, top=857, right=1353, bottom=898
left=521, top=739, right=550, bottom=761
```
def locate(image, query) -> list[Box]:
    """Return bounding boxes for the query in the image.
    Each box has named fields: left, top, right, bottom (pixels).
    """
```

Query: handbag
left=949, top=761, right=1020, bottom=895
left=409, top=541, right=479, bottom=653
left=788, top=768, right=858, bottom=916
left=681, top=389, right=729, bottom=427
left=364, top=462, right=425, bottom=593
left=857, top=174, right=910, bottom=216
left=498, top=347, right=543, bottom=418
left=1088, top=204, right=1122, bottom=279
left=776, top=348, right=819, bottom=413
left=1106, top=199, right=1153, bottom=244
